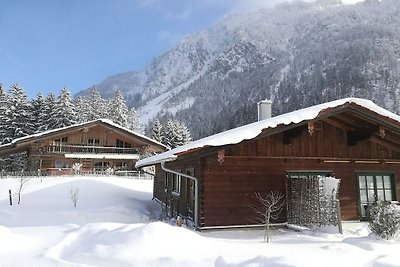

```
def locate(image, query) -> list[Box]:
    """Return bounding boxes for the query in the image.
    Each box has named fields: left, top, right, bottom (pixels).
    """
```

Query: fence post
left=9, top=189, right=12, bottom=205
left=336, top=199, right=343, bottom=234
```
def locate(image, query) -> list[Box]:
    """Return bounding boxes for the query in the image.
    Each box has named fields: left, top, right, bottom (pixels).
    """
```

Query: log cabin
left=0, top=119, right=167, bottom=175
left=136, top=98, right=400, bottom=230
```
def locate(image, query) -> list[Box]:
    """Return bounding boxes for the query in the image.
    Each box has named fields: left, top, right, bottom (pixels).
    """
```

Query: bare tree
left=69, top=183, right=79, bottom=208
left=253, top=191, right=285, bottom=243
left=17, top=176, right=30, bottom=205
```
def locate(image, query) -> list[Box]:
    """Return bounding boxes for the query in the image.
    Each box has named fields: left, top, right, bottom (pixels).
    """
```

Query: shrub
left=368, top=202, right=400, bottom=240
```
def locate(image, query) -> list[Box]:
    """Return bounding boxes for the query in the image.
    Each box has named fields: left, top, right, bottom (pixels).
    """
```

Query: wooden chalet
left=136, top=98, right=400, bottom=230
left=0, top=119, right=167, bottom=175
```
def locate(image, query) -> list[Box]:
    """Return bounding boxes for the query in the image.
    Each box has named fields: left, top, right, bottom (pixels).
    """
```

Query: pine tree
left=126, top=107, right=141, bottom=132
left=44, top=93, right=58, bottom=130
left=31, top=93, right=48, bottom=133
left=0, top=85, right=9, bottom=144
left=109, top=89, right=128, bottom=127
left=52, top=88, right=77, bottom=128
left=7, top=83, right=34, bottom=139
left=75, top=96, right=92, bottom=123
left=89, top=86, right=108, bottom=120
left=164, top=119, right=192, bottom=148
left=2, top=84, right=32, bottom=171
left=151, top=119, right=164, bottom=144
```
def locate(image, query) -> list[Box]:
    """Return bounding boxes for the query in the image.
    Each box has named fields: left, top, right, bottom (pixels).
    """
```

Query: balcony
left=44, top=145, right=141, bottom=155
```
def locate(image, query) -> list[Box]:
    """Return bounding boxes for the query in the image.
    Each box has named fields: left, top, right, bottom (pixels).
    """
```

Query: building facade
left=0, top=119, right=167, bottom=175
left=136, top=98, right=400, bottom=229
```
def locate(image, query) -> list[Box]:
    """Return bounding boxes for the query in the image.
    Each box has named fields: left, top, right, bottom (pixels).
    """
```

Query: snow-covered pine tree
left=164, top=119, right=192, bottom=148
left=52, top=88, right=77, bottom=128
left=109, top=89, right=128, bottom=127
left=31, top=93, right=48, bottom=133
left=89, top=86, right=109, bottom=120
left=45, top=92, right=59, bottom=130
left=7, top=83, right=34, bottom=139
left=75, top=96, right=92, bottom=123
left=151, top=119, right=164, bottom=144
left=126, top=107, right=141, bottom=132
left=0, top=84, right=9, bottom=144
left=2, top=84, right=32, bottom=171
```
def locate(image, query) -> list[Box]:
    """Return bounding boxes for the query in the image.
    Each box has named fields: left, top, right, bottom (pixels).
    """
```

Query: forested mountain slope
left=78, top=0, right=400, bottom=139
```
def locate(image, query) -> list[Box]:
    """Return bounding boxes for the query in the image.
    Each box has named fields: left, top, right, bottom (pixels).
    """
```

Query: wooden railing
left=44, top=145, right=141, bottom=154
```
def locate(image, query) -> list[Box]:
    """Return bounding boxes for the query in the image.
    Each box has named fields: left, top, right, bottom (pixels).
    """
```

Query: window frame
left=357, top=172, right=397, bottom=219
left=172, top=173, right=181, bottom=195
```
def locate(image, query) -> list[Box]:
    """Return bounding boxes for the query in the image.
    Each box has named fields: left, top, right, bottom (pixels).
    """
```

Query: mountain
left=77, top=0, right=400, bottom=140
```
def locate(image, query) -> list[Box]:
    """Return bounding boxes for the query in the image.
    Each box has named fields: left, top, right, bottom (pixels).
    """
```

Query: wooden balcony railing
left=44, top=145, right=141, bottom=154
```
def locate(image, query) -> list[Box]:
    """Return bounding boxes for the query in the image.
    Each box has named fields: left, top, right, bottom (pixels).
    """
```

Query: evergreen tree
left=52, top=88, right=77, bottom=128
left=31, top=93, right=48, bottom=133
left=75, top=96, right=92, bottom=123
left=151, top=119, right=164, bottom=144
left=164, top=119, right=192, bottom=148
left=126, top=107, right=141, bottom=132
left=2, top=84, right=32, bottom=171
left=7, top=83, right=34, bottom=139
left=109, top=89, right=128, bottom=127
left=44, top=92, right=58, bottom=130
left=0, top=84, right=9, bottom=144
left=89, top=86, right=109, bottom=120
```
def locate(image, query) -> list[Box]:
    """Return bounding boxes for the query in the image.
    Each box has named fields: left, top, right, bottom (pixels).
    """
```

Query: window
left=358, top=173, right=396, bottom=218
left=115, top=162, right=128, bottom=171
left=116, top=139, right=132, bottom=149
left=88, top=138, right=100, bottom=146
left=54, top=137, right=68, bottom=144
left=94, top=161, right=110, bottom=172
left=53, top=137, right=68, bottom=152
left=55, top=160, right=69, bottom=168
left=172, top=173, right=181, bottom=194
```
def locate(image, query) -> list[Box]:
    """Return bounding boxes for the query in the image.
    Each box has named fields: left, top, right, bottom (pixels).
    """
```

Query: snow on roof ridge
left=136, top=97, right=400, bottom=168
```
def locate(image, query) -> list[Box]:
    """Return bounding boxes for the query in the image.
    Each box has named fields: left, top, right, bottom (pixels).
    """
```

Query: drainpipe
left=161, top=161, right=199, bottom=230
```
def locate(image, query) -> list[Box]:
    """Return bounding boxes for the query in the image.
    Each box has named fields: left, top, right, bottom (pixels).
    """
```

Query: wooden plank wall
left=200, top=121, right=400, bottom=227
left=201, top=155, right=400, bottom=227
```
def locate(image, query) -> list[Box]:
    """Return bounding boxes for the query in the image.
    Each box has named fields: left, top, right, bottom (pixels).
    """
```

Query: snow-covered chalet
left=0, top=119, right=167, bottom=175
left=136, top=98, right=400, bottom=230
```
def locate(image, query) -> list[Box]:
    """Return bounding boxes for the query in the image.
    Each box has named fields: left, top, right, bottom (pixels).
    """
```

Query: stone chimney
left=258, top=99, right=272, bottom=121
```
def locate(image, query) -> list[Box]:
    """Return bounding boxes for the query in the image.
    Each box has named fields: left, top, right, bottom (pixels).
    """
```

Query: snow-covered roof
left=136, top=98, right=400, bottom=168
left=0, top=119, right=167, bottom=150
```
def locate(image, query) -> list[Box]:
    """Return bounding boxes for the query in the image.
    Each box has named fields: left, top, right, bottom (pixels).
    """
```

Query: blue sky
left=0, top=0, right=363, bottom=98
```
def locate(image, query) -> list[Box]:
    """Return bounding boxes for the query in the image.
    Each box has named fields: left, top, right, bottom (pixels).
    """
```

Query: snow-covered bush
left=368, top=202, right=400, bottom=240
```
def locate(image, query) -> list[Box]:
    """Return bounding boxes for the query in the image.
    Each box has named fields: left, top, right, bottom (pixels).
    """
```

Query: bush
left=368, top=202, right=400, bottom=240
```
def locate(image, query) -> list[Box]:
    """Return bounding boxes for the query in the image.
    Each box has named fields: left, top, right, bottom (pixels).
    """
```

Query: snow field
left=0, top=176, right=399, bottom=267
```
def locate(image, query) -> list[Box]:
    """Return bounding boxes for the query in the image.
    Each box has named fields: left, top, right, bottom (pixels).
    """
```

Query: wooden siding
left=22, top=124, right=164, bottom=173
left=200, top=156, right=400, bottom=227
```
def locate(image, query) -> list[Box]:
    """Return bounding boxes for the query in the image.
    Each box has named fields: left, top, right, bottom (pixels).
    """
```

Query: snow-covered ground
left=0, top=176, right=399, bottom=267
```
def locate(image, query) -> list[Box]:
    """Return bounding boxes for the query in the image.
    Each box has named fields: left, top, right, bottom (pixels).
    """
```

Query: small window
left=55, top=160, right=69, bottom=168
left=172, top=173, right=181, bottom=194
left=88, top=138, right=100, bottom=146
left=54, top=137, right=68, bottom=144
left=116, top=139, right=132, bottom=148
